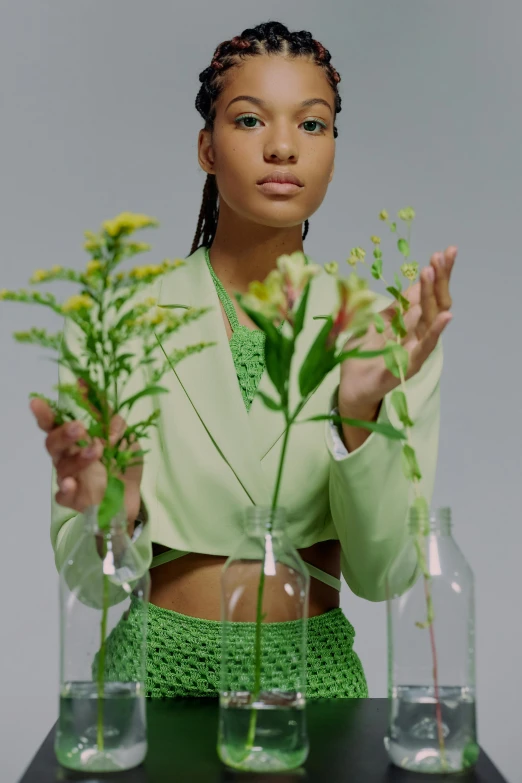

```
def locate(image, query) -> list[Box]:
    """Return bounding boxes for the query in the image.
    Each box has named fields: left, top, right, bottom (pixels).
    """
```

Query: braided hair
left=190, top=21, right=342, bottom=255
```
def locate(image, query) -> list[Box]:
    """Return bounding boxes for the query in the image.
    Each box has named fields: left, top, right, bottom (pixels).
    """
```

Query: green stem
left=245, top=416, right=293, bottom=752
left=395, top=327, right=447, bottom=771
left=96, top=539, right=109, bottom=751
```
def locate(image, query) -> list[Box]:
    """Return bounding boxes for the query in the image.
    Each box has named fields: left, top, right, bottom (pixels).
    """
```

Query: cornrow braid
left=190, top=20, right=342, bottom=255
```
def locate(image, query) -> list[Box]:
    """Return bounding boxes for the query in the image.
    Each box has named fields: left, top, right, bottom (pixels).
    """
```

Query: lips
left=257, top=171, right=304, bottom=187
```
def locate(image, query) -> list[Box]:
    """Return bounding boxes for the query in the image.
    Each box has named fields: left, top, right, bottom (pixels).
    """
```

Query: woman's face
left=198, top=54, right=336, bottom=230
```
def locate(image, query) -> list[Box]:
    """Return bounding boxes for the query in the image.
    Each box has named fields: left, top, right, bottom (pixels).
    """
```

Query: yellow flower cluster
left=86, top=260, right=104, bottom=275
left=62, top=294, right=95, bottom=313
left=347, top=247, right=366, bottom=267
left=398, top=207, right=416, bottom=222
left=129, top=258, right=184, bottom=280
left=324, top=261, right=338, bottom=276
left=379, top=210, right=389, bottom=221
left=0, top=289, right=9, bottom=300
left=30, top=265, right=63, bottom=283
left=370, top=235, right=381, bottom=245
left=102, top=212, right=159, bottom=238
left=401, top=262, right=419, bottom=281
left=83, top=231, right=103, bottom=252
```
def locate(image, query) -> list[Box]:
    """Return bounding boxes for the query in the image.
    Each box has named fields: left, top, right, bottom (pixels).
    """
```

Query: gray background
left=1, top=2, right=520, bottom=781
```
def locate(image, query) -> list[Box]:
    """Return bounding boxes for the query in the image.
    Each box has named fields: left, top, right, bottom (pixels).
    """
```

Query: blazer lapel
left=155, top=247, right=271, bottom=507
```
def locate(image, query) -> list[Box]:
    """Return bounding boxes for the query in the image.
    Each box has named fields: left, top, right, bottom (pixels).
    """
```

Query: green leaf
left=398, top=238, right=410, bottom=258
left=336, top=346, right=391, bottom=363
left=119, top=385, right=169, bottom=411
left=390, top=389, right=414, bottom=427
left=298, top=316, right=336, bottom=397
left=371, top=257, right=383, bottom=279
left=394, top=272, right=403, bottom=293
left=305, top=414, right=406, bottom=441
left=293, top=281, right=310, bottom=338
left=374, top=313, right=385, bottom=333
left=391, top=309, right=407, bottom=339
left=157, top=303, right=190, bottom=309
left=373, top=247, right=382, bottom=259
left=402, top=443, right=422, bottom=481
left=264, top=333, right=291, bottom=398
left=390, top=222, right=397, bottom=232
left=236, top=295, right=281, bottom=344
left=256, top=390, right=282, bottom=411
left=97, top=475, right=125, bottom=531
left=384, top=341, right=409, bottom=379
left=385, top=286, right=410, bottom=310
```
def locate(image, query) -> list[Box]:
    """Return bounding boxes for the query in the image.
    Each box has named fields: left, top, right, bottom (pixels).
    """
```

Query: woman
left=31, top=21, right=455, bottom=698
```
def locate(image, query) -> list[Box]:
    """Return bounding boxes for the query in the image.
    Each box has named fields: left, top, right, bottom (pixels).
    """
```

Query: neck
left=208, top=202, right=305, bottom=294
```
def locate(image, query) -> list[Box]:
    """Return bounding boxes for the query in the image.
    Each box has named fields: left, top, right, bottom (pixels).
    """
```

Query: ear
left=198, top=129, right=215, bottom=175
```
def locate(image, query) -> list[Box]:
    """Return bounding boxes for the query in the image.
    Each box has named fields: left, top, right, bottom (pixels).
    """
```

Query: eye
left=301, top=119, right=328, bottom=134
left=235, top=114, right=261, bottom=129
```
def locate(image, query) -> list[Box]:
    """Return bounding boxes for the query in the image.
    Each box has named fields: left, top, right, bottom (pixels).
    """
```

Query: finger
left=412, top=311, right=453, bottom=368
left=56, top=438, right=103, bottom=482
left=419, top=265, right=439, bottom=336
left=30, top=398, right=57, bottom=434
left=55, top=476, right=78, bottom=506
left=109, top=414, right=127, bottom=447
left=431, top=249, right=454, bottom=312
left=46, top=420, right=87, bottom=464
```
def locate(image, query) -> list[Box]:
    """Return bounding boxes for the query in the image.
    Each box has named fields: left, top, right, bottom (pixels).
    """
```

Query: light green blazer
left=50, top=246, right=443, bottom=602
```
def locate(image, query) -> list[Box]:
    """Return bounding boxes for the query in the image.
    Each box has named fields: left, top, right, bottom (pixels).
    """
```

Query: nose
left=263, top=121, right=298, bottom=163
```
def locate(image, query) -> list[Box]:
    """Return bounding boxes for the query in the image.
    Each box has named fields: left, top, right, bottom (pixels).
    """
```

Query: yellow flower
left=352, top=247, right=366, bottom=261
left=242, top=271, right=287, bottom=321
left=398, top=207, right=415, bottom=222
left=30, top=270, right=50, bottom=283
left=324, top=261, right=339, bottom=276
left=379, top=210, right=389, bottom=221
left=0, top=289, right=9, bottom=300
left=401, top=262, right=419, bottom=281
left=129, top=264, right=166, bottom=280
left=144, top=297, right=157, bottom=307
left=347, top=254, right=358, bottom=267
left=327, top=273, right=376, bottom=349
left=62, top=294, right=95, bottom=313
left=370, top=235, right=381, bottom=245
left=86, top=260, right=103, bottom=275
left=115, top=272, right=125, bottom=281
left=276, top=251, right=322, bottom=310
left=102, top=212, right=159, bottom=238
left=51, top=265, right=63, bottom=274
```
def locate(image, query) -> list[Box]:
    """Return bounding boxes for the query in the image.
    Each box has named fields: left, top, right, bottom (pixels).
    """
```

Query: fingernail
left=426, top=267, right=435, bottom=282
left=67, top=422, right=81, bottom=437
left=83, top=445, right=97, bottom=459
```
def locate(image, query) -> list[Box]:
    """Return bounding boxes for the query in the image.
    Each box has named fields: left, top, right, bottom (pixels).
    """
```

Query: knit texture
left=95, top=598, right=368, bottom=699
left=204, top=247, right=283, bottom=412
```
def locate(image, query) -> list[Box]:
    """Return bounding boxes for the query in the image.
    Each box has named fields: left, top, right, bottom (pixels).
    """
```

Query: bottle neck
left=243, top=506, right=287, bottom=537
left=408, top=505, right=452, bottom=536
left=84, top=504, right=128, bottom=535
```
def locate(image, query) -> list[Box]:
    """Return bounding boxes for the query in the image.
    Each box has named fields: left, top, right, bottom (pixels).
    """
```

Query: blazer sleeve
left=324, top=335, right=444, bottom=602
left=50, top=315, right=154, bottom=583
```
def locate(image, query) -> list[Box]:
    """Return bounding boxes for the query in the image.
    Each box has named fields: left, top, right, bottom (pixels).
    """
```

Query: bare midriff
left=150, top=539, right=341, bottom=621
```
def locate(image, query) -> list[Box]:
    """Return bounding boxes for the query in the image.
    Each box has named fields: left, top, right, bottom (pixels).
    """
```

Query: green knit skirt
left=97, top=598, right=368, bottom=699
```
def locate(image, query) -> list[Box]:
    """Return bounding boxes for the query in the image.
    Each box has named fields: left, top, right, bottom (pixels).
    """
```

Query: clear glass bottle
left=385, top=505, right=479, bottom=774
left=55, top=504, right=150, bottom=772
left=217, top=506, right=310, bottom=772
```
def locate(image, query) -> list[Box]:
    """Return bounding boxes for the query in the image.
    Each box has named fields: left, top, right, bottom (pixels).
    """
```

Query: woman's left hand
left=338, top=246, right=457, bottom=420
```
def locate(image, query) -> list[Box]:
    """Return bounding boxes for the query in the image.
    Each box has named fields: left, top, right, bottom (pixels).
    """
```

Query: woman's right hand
left=30, top=380, right=144, bottom=527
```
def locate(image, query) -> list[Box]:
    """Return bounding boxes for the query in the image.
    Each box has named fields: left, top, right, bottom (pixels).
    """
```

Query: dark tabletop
left=19, top=698, right=508, bottom=783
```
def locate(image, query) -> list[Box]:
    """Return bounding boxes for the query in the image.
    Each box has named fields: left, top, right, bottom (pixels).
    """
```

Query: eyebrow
left=226, top=95, right=333, bottom=114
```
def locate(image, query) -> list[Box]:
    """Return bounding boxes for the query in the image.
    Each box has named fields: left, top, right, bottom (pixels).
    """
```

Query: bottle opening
left=244, top=505, right=287, bottom=533
left=408, top=505, right=452, bottom=534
